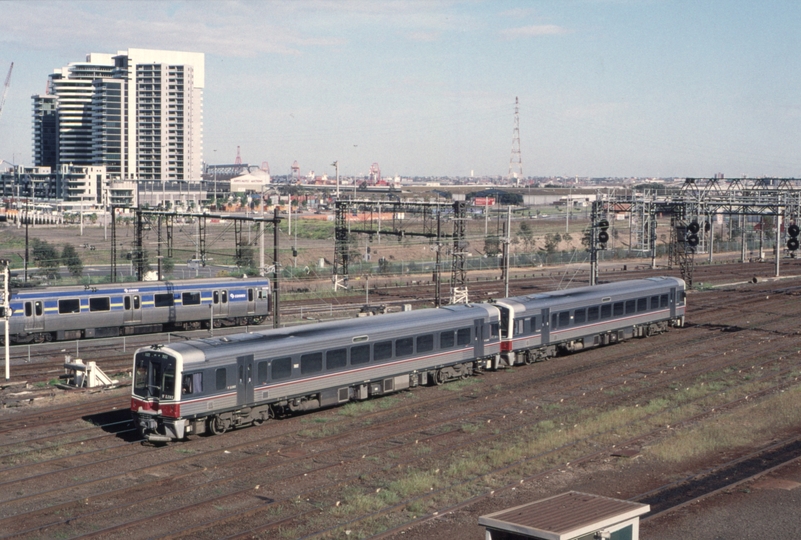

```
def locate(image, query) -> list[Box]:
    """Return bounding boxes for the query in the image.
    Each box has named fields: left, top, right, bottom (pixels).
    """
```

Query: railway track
left=2, top=264, right=801, bottom=538
left=7, top=304, right=800, bottom=535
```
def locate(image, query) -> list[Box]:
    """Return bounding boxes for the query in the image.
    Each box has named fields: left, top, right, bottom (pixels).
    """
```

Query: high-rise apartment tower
left=32, top=48, right=204, bottom=182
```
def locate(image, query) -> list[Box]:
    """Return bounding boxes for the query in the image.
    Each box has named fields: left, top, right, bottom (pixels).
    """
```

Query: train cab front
left=131, top=347, right=184, bottom=443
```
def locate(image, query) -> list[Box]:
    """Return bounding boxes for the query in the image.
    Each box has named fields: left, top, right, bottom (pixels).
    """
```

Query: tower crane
left=0, top=62, right=13, bottom=123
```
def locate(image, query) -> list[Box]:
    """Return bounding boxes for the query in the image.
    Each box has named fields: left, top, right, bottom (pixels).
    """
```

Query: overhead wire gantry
left=333, top=199, right=468, bottom=306
left=589, top=178, right=801, bottom=288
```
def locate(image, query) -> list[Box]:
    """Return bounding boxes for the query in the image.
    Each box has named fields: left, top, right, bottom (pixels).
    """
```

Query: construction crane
left=0, top=62, right=13, bottom=123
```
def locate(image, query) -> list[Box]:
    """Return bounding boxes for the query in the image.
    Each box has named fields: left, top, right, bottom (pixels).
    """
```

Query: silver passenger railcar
left=494, top=276, right=686, bottom=365
left=132, top=303, right=500, bottom=442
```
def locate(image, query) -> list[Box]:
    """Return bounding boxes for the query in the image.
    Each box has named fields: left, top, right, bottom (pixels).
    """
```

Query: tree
left=484, top=236, right=502, bottom=257
left=540, top=233, right=562, bottom=262
left=31, top=239, right=60, bottom=277
left=61, top=244, right=83, bottom=278
left=161, top=257, right=175, bottom=277
left=235, top=247, right=255, bottom=268
left=517, top=222, right=535, bottom=251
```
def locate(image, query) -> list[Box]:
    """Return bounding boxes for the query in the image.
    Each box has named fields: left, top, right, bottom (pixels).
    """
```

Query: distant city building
left=31, top=95, right=58, bottom=169
left=32, top=48, right=204, bottom=183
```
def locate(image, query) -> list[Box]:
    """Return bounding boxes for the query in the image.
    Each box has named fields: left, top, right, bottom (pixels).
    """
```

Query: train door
left=236, top=354, right=254, bottom=406
left=24, top=301, right=44, bottom=332
left=541, top=308, right=550, bottom=344
left=497, top=305, right=511, bottom=339
left=669, top=287, right=676, bottom=319
left=214, top=290, right=229, bottom=319
left=473, top=319, right=484, bottom=358
left=247, top=288, right=256, bottom=314
left=124, top=295, right=142, bottom=324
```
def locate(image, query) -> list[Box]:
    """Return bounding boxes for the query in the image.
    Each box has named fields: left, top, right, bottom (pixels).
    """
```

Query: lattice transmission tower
left=508, top=96, right=523, bottom=184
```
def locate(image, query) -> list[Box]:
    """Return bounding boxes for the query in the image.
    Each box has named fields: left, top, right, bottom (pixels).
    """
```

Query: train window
left=650, top=295, right=660, bottom=310
left=258, top=289, right=269, bottom=300
left=516, top=320, right=524, bottom=334
left=456, top=328, right=471, bottom=346
left=58, top=299, right=80, bottom=314
left=551, top=313, right=558, bottom=328
left=637, top=298, right=648, bottom=312
left=587, top=306, right=599, bottom=322
left=395, top=338, right=414, bottom=356
left=351, top=344, right=370, bottom=365
left=89, top=297, right=110, bottom=312
left=25, top=302, right=32, bottom=317
left=660, top=294, right=669, bottom=308
left=183, top=373, right=202, bottom=395
left=215, top=368, right=227, bottom=390
left=134, top=296, right=140, bottom=309
left=531, top=316, right=540, bottom=331
left=248, top=289, right=254, bottom=302
left=238, top=365, right=244, bottom=384
left=154, top=293, right=174, bottom=308
left=326, top=348, right=347, bottom=370
left=272, top=357, right=292, bottom=380
left=677, top=290, right=686, bottom=306
left=416, top=334, right=434, bottom=353
left=257, top=361, right=268, bottom=384
left=625, top=300, right=636, bottom=314
left=613, top=303, right=624, bottom=317
left=600, top=304, right=612, bottom=319
left=182, top=292, right=201, bottom=306
left=374, top=341, right=393, bottom=361
left=301, top=353, right=323, bottom=374
left=222, top=291, right=228, bottom=303
left=0, top=307, right=4, bottom=317
left=124, top=296, right=131, bottom=310
left=490, top=323, right=499, bottom=338
left=213, top=291, right=219, bottom=304
left=558, top=311, right=570, bottom=327
left=440, top=331, right=455, bottom=349
left=574, top=309, right=586, bottom=324
left=35, top=302, right=43, bottom=316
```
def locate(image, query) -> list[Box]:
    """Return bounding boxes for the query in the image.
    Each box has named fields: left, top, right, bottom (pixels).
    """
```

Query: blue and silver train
left=132, top=277, right=685, bottom=443
left=0, top=277, right=271, bottom=344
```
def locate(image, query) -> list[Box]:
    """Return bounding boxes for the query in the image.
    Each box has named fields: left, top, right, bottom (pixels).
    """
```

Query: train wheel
left=208, top=415, right=227, bottom=435
left=435, top=369, right=447, bottom=385
left=33, top=333, right=46, bottom=344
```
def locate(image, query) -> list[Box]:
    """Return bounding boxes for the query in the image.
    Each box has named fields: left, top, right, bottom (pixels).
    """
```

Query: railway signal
left=597, top=218, right=610, bottom=249
left=787, top=223, right=800, bottom=253
left=686, top=220, right=700, bottom=248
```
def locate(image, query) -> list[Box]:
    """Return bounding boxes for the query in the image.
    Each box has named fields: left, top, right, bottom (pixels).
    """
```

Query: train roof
left=501, top=277, right=684, bottom=310
left=159, top=302, right=497, bottom=365
left=9, top=277, right=269, bottom=300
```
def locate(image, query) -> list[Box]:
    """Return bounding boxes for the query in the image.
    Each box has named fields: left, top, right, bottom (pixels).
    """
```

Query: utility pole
left=2, top=260, right=10, bottom=381
left=502, top=207, right=511, bottom=298
left=273, top=207, right=281, bottom=328
left=332, top=161, right=339, bottom=199
left=508, top=97, right=523, bottom=184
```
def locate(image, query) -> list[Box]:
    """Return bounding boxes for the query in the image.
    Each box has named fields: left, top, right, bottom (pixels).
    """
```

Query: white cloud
left=500, top=24, right=569, bottom=39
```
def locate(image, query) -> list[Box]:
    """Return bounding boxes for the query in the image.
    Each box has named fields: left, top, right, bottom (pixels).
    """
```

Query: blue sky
left=1, top=0, right=800, bottom=178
